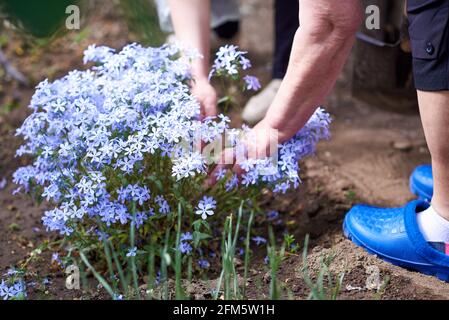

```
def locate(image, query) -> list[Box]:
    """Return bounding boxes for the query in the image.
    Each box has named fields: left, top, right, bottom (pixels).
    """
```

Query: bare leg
left=418, top=91, right=449, bottom=220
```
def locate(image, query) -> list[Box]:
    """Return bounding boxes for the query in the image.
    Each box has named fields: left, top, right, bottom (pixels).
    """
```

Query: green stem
left=108, top=240, right=129, bottom=297
left=79, top=250, right=115, bottom=299
left=242, top=210, right=254, bottom=299
left=146, top=237, right=155, bottom=300
left=174, top=202, right=185, bottom=299
left=130, top=201, right=140, bottom=299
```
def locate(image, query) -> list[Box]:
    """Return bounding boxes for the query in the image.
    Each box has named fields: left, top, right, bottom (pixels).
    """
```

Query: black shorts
left=407, top=0, right=449, bottom=91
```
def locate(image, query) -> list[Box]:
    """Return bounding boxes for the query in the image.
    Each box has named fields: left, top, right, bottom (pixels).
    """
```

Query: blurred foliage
left=0, top=0, right=81, bottom=38
left=0, top=35, right=8, bottom=48
left=0, top=101, right=20, bottom=116
left=0, top=0, right=167, bottom=86
left=119, top=0, right=167, bottom=47
left=1, top=0, right=167, bottom=46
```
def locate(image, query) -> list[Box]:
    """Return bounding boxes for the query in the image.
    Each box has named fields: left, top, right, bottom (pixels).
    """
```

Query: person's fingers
left=205, top=148, right=235, bottom=187
left=205, top=164, right=224, bottom=188
left=192, top=81, right=218, bottom=120
left=198, top=97, right=216, bottom=120
left=207, top=153, right=244, bottom=188
left=203, top=94, right=218, bottom=118
left=231, top=161, right=244, bottom=178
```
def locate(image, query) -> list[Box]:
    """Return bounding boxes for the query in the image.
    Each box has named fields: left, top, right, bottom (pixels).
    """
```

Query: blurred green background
left=0, top=0, right=165, bottom=45
left=1, top=0, right=79, bottom=38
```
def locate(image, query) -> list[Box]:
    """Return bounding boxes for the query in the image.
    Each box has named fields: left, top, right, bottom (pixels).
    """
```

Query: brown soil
left=1, top=0, right=448, bottom=300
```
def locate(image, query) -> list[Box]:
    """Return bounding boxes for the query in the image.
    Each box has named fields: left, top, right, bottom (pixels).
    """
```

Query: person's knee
left=301, top=0, right=363, bottom=42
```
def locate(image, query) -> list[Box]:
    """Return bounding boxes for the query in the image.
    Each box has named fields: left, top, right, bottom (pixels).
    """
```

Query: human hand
left=191, top=79, right=218, bottom=119
left=205, top=119, right=279, bottom=187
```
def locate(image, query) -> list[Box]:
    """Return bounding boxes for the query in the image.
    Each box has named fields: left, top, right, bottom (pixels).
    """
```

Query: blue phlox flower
left=252, top=236, right=267, bottom=246
left=195, top=196, right=216, bottom=220
left=180, top=232, right=193, bottom=242
left=126, top=247, right=137, bottom=257
left=243, top=75, right=261, bottom=91
left=179, top=242, right=193, bottom=254
left=197, top=259, right=210, bottom=269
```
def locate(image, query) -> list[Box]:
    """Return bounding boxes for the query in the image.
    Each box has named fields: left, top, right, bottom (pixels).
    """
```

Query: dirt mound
left=303, top=240, right=449, bottom=299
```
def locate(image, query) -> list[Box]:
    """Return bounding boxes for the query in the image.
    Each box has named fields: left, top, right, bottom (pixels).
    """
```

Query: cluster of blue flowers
left=0, top=270, right=26, bottom=300
left=209, top=45, right=251, bottom=77
left=179, top=232, right=193, bottom=254
left=0, top=280, right=26, bottom=300
left=208, top=45, right=261, bottom=92
left=13, top=43, right=330, bottom=239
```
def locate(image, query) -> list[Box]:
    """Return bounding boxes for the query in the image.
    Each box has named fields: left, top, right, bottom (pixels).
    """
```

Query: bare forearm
left=263, top=0, right=363, bottom=143
left=264, top=29, right=356, bottom=142
left=168, top=0, right=211, bottom=81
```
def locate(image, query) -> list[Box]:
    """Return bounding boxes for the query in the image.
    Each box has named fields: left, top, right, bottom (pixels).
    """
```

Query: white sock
left=417, top=205, right=449, bottom=244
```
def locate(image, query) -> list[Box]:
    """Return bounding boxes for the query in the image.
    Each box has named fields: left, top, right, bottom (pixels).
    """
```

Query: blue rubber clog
left=344, top=200, right=449, bottom=282
left=410, top=164, right=433, bottom=202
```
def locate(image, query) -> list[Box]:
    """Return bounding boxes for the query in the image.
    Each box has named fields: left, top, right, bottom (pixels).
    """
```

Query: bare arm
left=208, top=0, right=364, bottom=183
left=168, top=0, right=217, bottom=117
left=259, top=0, right=363, bottom=144
left=168, top=0, right=211, bottom=81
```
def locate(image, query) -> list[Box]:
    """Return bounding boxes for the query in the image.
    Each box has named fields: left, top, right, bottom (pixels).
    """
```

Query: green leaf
left=146, top=175, right=164, bottom=192
left=192, top=219, right=211, bottom=232
left=163, top=252, right=171, bottom=266
left=193, top=231, right=211, bottom=248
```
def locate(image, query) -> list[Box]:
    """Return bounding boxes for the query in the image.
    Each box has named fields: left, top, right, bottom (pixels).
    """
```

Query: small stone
left=312, top=246, right=323, bottom=253
left=392, top=140, right=412, bottom=152
left=419, top=147, right=429, bottom=154
left=262, top=271, right=270, bottom=283
left=286, top=220, right=298, bottom=227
